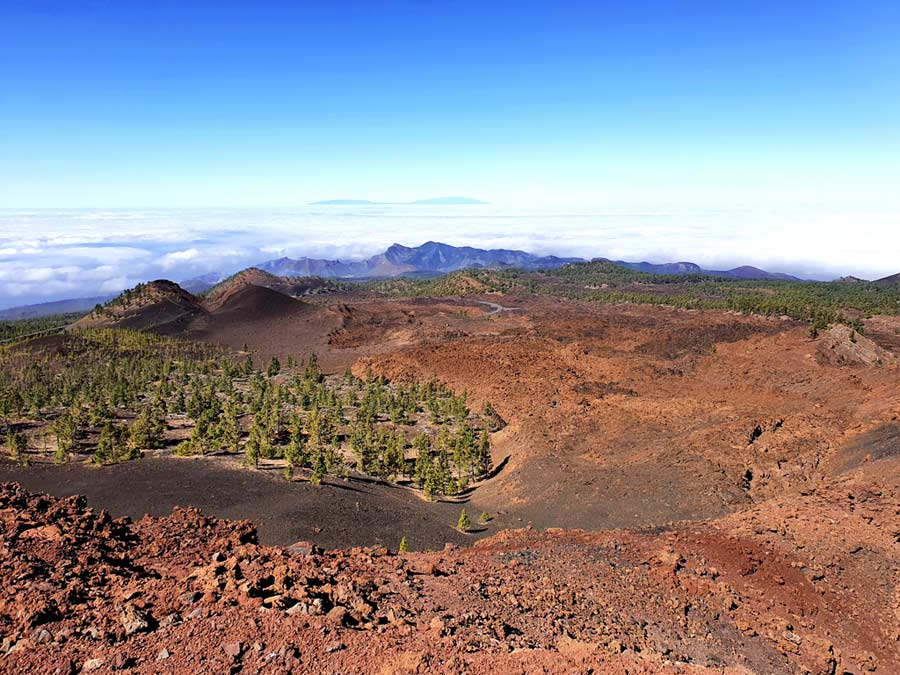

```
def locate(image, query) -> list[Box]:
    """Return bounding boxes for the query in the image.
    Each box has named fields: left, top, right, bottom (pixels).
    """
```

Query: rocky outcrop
left=1, top=476, right=898, bottom=674
left=816, top=324, right=895, bottom=367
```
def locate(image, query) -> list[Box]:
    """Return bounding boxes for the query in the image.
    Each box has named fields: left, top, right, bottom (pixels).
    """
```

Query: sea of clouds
left=0, top=205, right=897, bottom=309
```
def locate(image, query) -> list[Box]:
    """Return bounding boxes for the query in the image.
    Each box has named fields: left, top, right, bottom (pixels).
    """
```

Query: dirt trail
left=473, top=300, right=521, bottom=315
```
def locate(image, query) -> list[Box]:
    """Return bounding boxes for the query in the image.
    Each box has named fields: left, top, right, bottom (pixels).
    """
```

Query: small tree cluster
left=93, top=422, right=138, bottom=464
left=1, top=333, right=496, bottom=492
left=5, top=430, right=26, bottom=464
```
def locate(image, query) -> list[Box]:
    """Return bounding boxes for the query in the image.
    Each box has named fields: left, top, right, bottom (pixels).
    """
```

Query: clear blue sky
left=1, top=0, right=898, bottom=208
left=2, top=1, right=900, bottom=307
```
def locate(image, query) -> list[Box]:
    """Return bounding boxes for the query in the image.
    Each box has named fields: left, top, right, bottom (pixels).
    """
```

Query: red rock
left=326, top=606, right=348, bottom=625
left=222, top=641, right=243, bottom=658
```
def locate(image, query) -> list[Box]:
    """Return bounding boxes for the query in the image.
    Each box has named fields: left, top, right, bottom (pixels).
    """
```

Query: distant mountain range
left=605, top=260, right=801, bottom=281
left=180, top=271, right=228, bottom=294
left=0, top=295, right=113, bottom=321
left=5, top=240, right=887, bottom=319
left=254, top=242, right=583, bottom=281
left=310, top=197, right=487, bottom=205
left=250, top=243, right=802, bottom=285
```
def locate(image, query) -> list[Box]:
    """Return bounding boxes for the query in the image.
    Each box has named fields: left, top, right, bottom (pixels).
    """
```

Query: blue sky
left=1, top=1, right=899, bottom=305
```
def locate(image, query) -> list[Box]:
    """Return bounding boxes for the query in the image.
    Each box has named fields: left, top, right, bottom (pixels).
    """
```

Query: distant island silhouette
left=310, top=196, right=487, bottom=205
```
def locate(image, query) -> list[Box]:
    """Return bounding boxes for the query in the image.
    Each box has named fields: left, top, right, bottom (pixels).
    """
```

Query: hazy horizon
left=1, top=202, right=898, bottom=309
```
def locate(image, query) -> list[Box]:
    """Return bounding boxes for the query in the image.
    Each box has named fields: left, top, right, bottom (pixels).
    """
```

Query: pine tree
left=476, top=429, right=492, bottom=477
left=450, top=393, right=469, bottom=421
left=350, top=419, right=374, bottom=473
left=245, top=432, right=260, bottom=467
left=267, top=356, right=281, bottom=377
left=94, top=422, right=118, bottom=464
left=219, top=399, right=242, bottom=454
left=173, top=438, right=199, bottom=456
left=174, top=389, right=186, bottom=414
left=423, top=474, right=436, bottom=501
left=457, top=508, right=471, bottom=532
left=51, top=412, right=77, bottom=461
left=382, top=431, right=406, bottom=479
left=303, top=353, right=321, bottom=383
left=53, top=441, right=69, bottom=464
left=128, top=407, right=164, bottom=452
left=399, top=536, right=409, bottom=553
left=284, top=434, right=305, bottom=475
left=453, top=424, right=475, bottom=482
left=412, top=434, right=431, bottom=478
left=310, top=449, right=325, bottom=485
left=6, top=430, right=26, bottom=463
left=434, top=447, right=453, bottom=495
left=427, top=397, right=443, bottom=424
left=306, top=407, right=335, bottom=447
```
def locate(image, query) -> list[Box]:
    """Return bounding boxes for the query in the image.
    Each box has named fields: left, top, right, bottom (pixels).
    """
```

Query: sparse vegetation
left=370, top=263, right=900, bottom=328
left=93, top=421, right=138, bottom=465
left=5, top=430, right=26, bottom=464
left=0, top=313, right=82, bottom=343
left=0, top=328, right=497, bottom=496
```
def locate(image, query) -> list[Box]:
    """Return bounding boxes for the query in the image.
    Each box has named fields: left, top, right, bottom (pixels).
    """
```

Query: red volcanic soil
left=346, top=297, right=900, bottom=532
left=165, top=285, right=345, bottom=364
left=202, top=284, right=309, bottom=321
left=201, top=269, right=288, bottom=311
left=1, top=454, right=897, bottom=674
left=67, top=288, right=900, bottom=547
left=9, top=287, right=900, bottom=672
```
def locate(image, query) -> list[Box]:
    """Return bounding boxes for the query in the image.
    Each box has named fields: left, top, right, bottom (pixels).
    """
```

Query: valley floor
left=0, top=455, right=477, bottom=551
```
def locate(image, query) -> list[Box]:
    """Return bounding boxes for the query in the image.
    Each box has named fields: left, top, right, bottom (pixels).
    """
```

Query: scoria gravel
left=1, top=464, right=898, bottom=674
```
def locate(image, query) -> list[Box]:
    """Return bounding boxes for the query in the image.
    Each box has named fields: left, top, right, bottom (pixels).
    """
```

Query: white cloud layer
left=0, top=205, right=897, bottom=309
left=159, top=248, right=201, bottom=269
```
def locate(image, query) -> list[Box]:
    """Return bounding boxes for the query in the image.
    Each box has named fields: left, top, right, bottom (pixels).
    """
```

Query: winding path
left=475, top=300, right=522, bottom=315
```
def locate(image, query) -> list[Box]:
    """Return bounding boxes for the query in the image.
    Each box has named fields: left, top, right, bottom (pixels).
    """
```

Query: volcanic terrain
left=2, top=274, right=900, bottom=673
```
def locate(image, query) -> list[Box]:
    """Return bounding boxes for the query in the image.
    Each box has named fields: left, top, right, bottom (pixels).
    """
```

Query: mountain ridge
left=254, top=242, right=802, bottom=285
left=604, top=259, right=800, bottom=280
left=0, top=295, right=114, bottom=321
left=875, top=271, right=900, bottom=285
left=1, top=242, right=812, bottom=317
left=76, top=280, right=206, bottom=332
left=255, top=241, right=584, bottom=281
